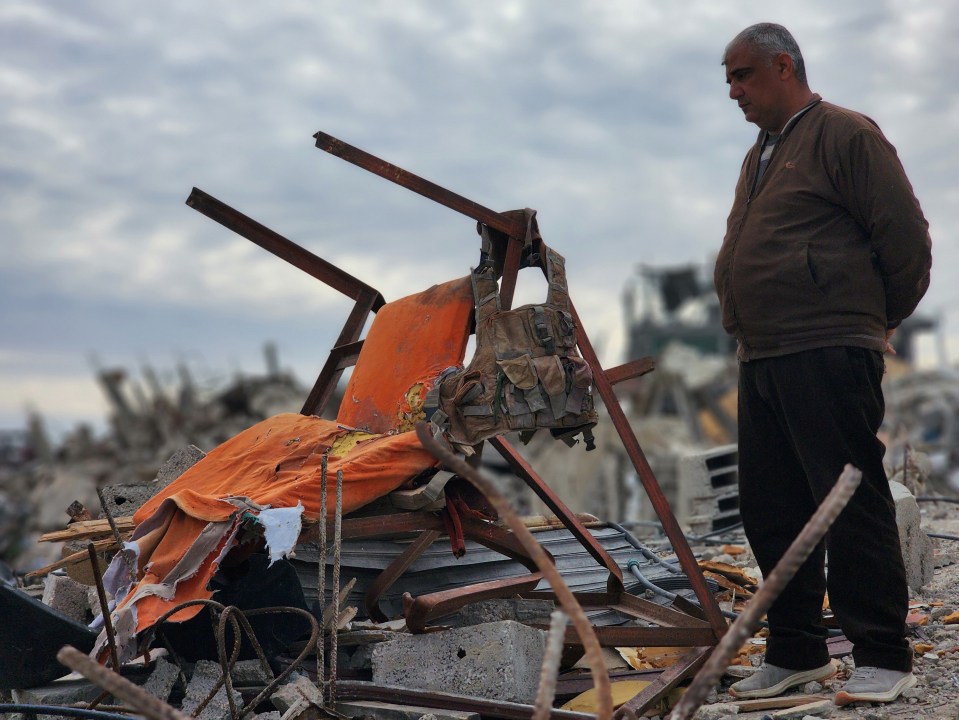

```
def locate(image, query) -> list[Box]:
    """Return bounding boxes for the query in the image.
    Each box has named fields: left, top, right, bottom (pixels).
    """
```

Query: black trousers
left=738, top=346, right=911, bottom=672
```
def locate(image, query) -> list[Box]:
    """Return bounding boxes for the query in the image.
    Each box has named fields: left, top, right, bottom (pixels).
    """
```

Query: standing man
left=715, top=23, right=932, bottom=705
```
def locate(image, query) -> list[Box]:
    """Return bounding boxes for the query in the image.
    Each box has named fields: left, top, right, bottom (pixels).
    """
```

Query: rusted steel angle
left=338, top=680, right=596, bottom=720
left=615, top=646, right=711, bottom=720
left=550, top=625, right=716, bottom=648
left=569, top=301, right=728, bottom=637
left=314, top=132, right=527, bottom=240
left=605, top=356, right=656, bottom=386
left=490, top=435, right=627, bottom=593
left=404, top=574, right=544, bottom=632
left=302, top=289, right=379, bottom=416
left=185, top=187, right=383, bottom=307
left=526, top=590, right=711, bottom=630
left=364, top=529, right=442, bottom=622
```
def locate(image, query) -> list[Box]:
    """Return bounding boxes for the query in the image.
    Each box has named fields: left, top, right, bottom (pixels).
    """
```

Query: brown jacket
left=714, top=96, right=932, bottom=361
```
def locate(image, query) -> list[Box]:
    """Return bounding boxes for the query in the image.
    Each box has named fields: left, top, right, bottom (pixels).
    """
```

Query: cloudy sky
left=2, top=1, right=957, bottom=439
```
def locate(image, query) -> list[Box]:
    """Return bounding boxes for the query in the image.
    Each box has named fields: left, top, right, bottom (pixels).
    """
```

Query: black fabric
left=737, top=347, right=911, bottom=672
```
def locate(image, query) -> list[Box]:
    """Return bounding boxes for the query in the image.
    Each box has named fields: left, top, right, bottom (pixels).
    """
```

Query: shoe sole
left=834, top=672, right=917, bottom=706
left=729, top=663, right=836, bottom=699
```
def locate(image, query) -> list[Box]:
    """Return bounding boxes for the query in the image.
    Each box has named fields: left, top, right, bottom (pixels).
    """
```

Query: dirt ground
left=694, top=497, right=959, bottom=720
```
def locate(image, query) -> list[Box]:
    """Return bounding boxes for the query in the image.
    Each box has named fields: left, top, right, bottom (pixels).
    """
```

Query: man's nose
left=728, top=82, right=743, bottom=100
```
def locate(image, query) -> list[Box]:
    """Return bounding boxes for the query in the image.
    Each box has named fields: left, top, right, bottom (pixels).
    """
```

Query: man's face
left=724, top=42, right=789, bottom=132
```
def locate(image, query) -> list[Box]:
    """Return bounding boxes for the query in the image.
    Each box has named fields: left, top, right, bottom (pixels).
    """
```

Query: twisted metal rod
left=669, top=464, right=862, bottom=720
left=533, top=609, right=569, bottom=720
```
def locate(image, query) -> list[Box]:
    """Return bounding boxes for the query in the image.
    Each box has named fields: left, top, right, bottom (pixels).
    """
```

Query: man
left=714, top=23, right=932, bottom=705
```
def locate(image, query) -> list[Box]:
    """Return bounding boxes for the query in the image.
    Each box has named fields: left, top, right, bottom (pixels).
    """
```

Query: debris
left=371, top=620, right=548, bottom=704
left=889, top=480, right=935, bottom=590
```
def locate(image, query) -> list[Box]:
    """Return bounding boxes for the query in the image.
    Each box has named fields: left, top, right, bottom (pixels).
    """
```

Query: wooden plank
left=39, top=518, right=134, bottom=543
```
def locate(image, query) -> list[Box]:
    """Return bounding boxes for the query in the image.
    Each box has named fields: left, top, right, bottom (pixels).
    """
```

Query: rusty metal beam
left=314, top=132, right=527, bottom=240
left=568, top=299, right=729, bottom=638
left=338, top=680, right=596, bottom=720
left=605, top=356, right=656, bottom=385
left=186, top=187, right=383, bottom=307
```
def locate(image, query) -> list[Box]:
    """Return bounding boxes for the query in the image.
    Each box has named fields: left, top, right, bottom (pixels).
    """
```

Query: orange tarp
left=115, top=413, right=442, bottom=636
left=107, top=277, right=476, bottom=643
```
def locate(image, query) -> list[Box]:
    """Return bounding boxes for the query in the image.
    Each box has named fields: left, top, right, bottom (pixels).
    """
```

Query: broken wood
left=26, top=537, right=122, bottom=578
left=39, top=517, right=135, bottom=543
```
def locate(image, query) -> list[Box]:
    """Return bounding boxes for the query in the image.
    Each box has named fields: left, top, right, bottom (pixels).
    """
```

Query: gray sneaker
left=728, top=661, right=835, bottom=699
left=834, top=666, right=917, bottom=706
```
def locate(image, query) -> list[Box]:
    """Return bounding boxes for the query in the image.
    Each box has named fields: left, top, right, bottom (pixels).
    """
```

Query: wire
left=927, top=532, right=959, bottom=542
left=0, top=705, right=137, bottom=720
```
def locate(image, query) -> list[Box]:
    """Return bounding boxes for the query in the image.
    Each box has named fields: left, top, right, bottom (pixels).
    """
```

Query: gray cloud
left=2, top=0, right=956, bottom=434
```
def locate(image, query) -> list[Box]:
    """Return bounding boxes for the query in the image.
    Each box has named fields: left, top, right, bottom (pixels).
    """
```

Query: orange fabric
left=122, top=413, right=440, bottom=631
left=337, top=276, right=474, bottom=434
left=110, top=279, right=476, bottom=643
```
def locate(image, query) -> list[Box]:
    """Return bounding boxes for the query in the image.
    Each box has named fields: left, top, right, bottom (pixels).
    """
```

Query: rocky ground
left=690, top=496, right=959, bottom=720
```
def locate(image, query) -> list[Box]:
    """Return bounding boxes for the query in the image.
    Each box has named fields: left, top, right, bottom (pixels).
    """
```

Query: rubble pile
left=0, top=344, right=308, bottom=580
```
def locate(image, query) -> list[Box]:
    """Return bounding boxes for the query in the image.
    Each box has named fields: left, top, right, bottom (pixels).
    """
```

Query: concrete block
left=230, top=659, right=274, bottom=686
left=890, top=480, right=935, bottom=591
left=371, top=620, right=546, bottom=704
left=156, top=445, right=206, bottom=487
left=336, top=700, right=479, bottom=720
left=99, top=445, right=205, bottom=519
left=677, top=445, right=740, bottom=535
left=141, top=657, right=180, bottom=704
left=41, top=572, right=93, bottom=624
left=181, top=659, right=242, bottom=720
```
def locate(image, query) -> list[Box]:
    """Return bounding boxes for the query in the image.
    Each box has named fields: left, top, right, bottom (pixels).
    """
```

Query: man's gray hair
left=724, top=23, right=808, bottom=87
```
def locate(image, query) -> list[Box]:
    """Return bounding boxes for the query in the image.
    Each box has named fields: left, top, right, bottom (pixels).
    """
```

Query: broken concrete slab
left=269, top=673, right=323, bottom=714
left=890, top=480, right=935, bottom=590
left=371, top=620, right=546, bottom=704
left=335, top=699, right=480, bottom=720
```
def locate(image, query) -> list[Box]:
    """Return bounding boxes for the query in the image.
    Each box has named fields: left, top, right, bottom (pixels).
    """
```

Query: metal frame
left=186, top=132, right=728, bottom=714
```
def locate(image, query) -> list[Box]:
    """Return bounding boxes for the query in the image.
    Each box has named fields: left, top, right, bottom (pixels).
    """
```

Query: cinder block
left=181, top=659, right=242, bottom=720
left=677, top=445, right=740, bottom=535
left=889, top=480, right=934, bottom=591
left=141, top=657, right=180, bottom=704
left=99, top=445, right=205, bottom=519
left=156, top=445, right=206, bottom=487
left=41, top=573, right=93, bottom=624
left=372, top=620, right=546, bottom=704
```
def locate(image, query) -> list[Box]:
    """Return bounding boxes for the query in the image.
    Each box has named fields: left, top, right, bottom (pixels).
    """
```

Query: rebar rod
left=317, top=452, right=329, bottom=694
left=329, top=468, right=344, bottom=705
left=87, top=543, right=121, bottom=673
left=532, top=609, right=569, bottom=720
left=668, top=464, right=862, bottom=720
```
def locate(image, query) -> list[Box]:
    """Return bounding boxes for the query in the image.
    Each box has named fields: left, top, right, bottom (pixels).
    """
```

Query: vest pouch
left=433, top=237, right=599, bottom=450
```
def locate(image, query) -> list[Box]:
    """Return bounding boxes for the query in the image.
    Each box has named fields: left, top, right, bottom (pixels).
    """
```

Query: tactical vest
left=428, top=244, right=598, bottom=451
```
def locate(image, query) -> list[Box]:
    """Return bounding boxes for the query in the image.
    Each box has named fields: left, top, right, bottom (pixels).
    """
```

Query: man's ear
left=776, top=52, right=794, bottom=80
